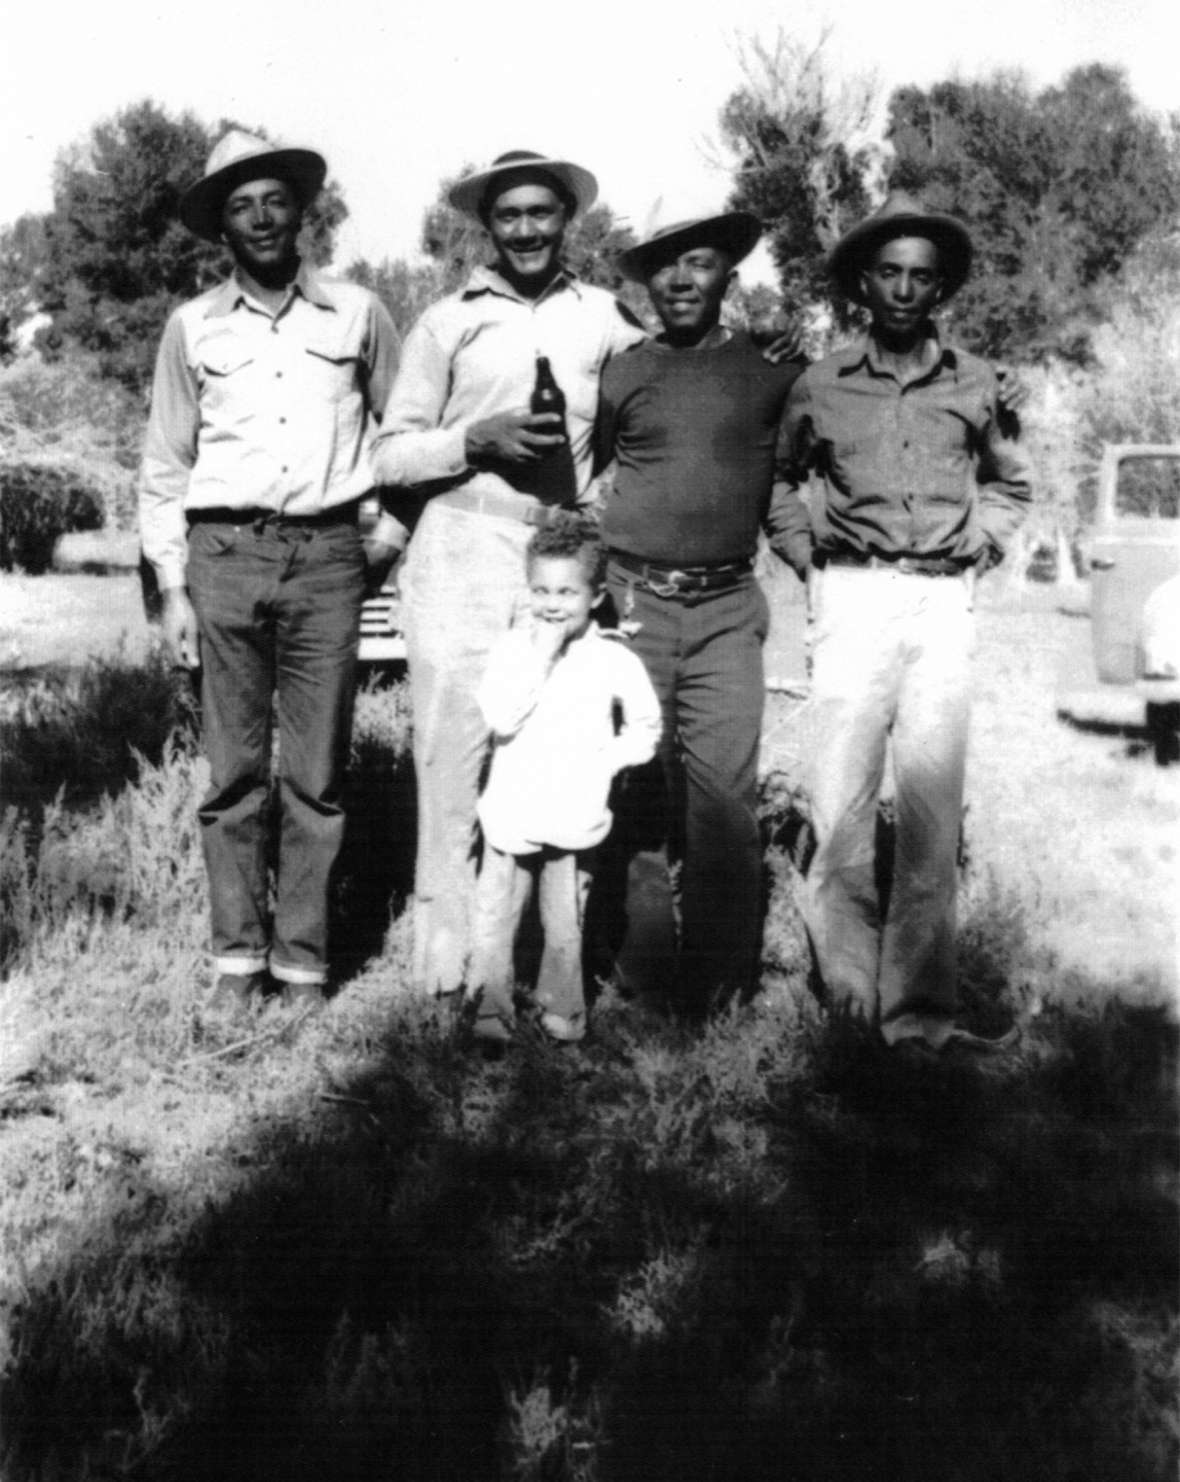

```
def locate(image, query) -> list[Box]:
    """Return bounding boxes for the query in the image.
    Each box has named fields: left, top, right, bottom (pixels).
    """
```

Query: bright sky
left=1, top=0, right=1175, bottom=284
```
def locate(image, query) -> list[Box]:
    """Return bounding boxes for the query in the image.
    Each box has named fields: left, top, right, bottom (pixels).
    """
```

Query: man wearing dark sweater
left=592, top=209, right=807, bottom=1015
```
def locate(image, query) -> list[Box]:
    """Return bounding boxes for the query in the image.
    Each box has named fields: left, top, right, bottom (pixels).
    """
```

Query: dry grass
left=0, top=585, right=1175, bottom=1481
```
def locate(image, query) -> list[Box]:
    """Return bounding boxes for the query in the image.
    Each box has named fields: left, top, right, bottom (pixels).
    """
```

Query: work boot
left=212, top=970, right=268, bottom=1013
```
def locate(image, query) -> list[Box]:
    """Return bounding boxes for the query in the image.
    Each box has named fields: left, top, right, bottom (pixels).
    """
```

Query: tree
left=717, top=29, right=882, bottom=332
left=886, top=66, right=1180, bottom=361
left=0, top=214, right=47, bottom=360
left=35, top=100, right=348, bottom=392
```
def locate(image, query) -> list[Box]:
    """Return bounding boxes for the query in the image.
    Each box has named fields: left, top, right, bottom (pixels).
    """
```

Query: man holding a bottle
left=373, top=149, right=646, bottom=996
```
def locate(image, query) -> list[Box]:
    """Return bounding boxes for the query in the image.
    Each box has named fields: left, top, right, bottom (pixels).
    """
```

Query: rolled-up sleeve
left=372, top=319, right=469, bottom=488
left=138, top=311, right=198, bottom=591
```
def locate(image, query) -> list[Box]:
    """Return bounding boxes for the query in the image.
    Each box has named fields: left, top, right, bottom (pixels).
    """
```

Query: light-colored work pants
left=400, top=499, right=532, bottom=994
left=469, top=845, right=595, bottom=1034
left=804, top=565, right=973, bottom=1045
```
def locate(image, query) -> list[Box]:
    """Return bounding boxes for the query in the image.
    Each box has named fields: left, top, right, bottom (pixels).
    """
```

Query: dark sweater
left=594, top=330, right=807, bottom=567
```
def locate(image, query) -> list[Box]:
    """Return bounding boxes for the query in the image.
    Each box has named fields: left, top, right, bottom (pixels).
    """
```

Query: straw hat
left=447, top=150, right=598, bottom=221
left=179, top=129, right=327, bottom=241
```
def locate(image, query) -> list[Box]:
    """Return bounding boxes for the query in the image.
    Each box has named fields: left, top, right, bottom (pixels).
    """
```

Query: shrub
left=0, top=354, right=141, bottom=528
left=0, top=650, right=197, bottom=815
left=0, top=461, right=104, bottom=574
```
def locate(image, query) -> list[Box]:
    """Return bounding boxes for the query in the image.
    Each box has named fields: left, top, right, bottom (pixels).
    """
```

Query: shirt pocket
left=196, top=348, right=256, bottom=406
left=302, top=329, right=359, bottom=402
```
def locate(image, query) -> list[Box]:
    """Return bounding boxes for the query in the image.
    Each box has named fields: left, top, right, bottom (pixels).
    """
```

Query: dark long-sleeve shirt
left=782, top=333, right=1032, bottom=569
left=593, top=331, right=808, bottom=568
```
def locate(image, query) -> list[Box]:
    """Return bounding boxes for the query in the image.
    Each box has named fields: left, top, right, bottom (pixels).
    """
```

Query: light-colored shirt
left=138, top=264, right=401, bottom=590
left=372, top=266, right=645, bottom=508
left=476, top=621, right=661, bottom=855
left=783, top=331, right=1032, bottom=567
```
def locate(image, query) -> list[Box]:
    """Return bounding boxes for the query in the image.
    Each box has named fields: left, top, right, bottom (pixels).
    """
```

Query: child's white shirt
left=476, top=621, right=661, bottom=855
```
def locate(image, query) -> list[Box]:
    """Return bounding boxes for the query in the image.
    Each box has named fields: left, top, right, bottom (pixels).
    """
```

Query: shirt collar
left=203, top=260, right=335, bottom=318
left=839, top=327, right=958, bottom=382
left=460, top=262, right=582, bottom=306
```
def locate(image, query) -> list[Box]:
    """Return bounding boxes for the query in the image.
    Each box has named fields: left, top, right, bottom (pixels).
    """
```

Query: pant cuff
left=214, top=952, right=268, bottom=976
left=270, top=960, right=328, bottom=986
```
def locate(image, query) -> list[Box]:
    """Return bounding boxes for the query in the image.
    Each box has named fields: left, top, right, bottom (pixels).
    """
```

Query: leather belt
left=440, top=487, right=576, bottom=527
left=821, top=551, right=970, bottom=577
left=187, top=503, right=358, bottom=528
left=607, top=550, right=753, bottom=596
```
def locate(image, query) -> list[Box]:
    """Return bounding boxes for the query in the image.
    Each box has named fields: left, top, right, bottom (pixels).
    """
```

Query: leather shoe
left=281, top=980, right=325, bottom=1012
left=213, top=970, right=267, bottom=1010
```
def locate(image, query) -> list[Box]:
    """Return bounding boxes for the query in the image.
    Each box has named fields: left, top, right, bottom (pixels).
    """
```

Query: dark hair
left=479, top=168, right=576, bottom=226
left=525, top=513, right=606, bottom=588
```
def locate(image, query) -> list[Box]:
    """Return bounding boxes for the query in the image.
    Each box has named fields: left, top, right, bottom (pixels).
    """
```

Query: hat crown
left=490, top=150, right=548, bottom=168
left=864, top=190, right=938, bottom=231
left=203, top=129, right=283, bottom=180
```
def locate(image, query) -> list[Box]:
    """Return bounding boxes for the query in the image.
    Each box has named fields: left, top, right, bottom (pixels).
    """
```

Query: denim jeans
left=604, top=566, right=770, bottom=1011
left=186, top=515, right=364, bottom=984
left=400, top=498, right=534, bottom=993
left=804, top=565, right=973, bottom=1045
left=469, top=844, right=595, bottom=1032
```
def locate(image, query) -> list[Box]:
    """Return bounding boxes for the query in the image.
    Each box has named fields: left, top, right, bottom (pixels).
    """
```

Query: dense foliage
left=28, top=101, right=347, bottom=392
left=0, top=461, right=104, bottom=574
left=887, top=65, right=1180, bottom=360
left=720, top=48, right=1180, bottom=364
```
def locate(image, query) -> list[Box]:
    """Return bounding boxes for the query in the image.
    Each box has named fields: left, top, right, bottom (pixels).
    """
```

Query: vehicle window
left=1116, top=456, right=1180, bottom=519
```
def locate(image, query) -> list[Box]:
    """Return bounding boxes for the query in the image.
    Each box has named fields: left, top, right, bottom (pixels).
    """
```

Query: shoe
left=940, top=1022, right=1022, bottom=1055
left=280, top=980, right=326, bottom=1012
left=472, top=1012, right=514, bottom=1042
left=539, top=1011, right=586, bottom=1044
left=888, top=1035, right=942, bottom=1067
left=213, top=971, right=267, bottom=1010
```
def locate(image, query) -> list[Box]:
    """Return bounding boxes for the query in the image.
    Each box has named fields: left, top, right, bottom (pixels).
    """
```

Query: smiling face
left=644, top=243, right=735, bottom=345
left=526, top=553, right=602, bottom=643
left=486, top=182, right=568, bottom=295
left=220, top=176, right=301, bottom=280
left=859, top=234, right=943, bottom=344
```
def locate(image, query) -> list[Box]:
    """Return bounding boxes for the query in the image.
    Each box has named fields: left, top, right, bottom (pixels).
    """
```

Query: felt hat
left=179, top=129, right=327, bottom=241
left=618, top=205, right=762, bottom=283
left=829, top=191, right=973, bottom=303
left=447, top=150, right=598, bottom=221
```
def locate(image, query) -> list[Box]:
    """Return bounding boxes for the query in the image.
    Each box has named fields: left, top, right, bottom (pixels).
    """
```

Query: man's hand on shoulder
left=466, top=410, right=565, bottom=466
left=993, top=364, right=1028, bottom=423
left=750, top=310, right=805, bottom=365
left=161, top=589, right=200, bottom=670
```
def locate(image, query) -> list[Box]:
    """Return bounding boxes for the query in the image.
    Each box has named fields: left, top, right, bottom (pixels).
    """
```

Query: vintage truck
left=1058, top=444, right=1180, bottom=763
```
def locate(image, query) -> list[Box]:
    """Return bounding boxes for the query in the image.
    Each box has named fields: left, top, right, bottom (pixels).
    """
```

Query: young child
left=468, top=518, right=661, bottom=1045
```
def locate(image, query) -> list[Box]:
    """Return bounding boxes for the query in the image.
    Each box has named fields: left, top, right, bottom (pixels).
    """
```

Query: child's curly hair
left=525, top=512, right=607, bottom=588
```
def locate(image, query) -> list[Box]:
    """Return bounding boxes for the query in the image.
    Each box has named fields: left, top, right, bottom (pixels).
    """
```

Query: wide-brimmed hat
left=179, top=129, right=327, bottom=241
left=618, top=206, right=762, bottom=283
left=829, top=191, right=973, bottom=303
left=448, top=150, right=598, bottom=221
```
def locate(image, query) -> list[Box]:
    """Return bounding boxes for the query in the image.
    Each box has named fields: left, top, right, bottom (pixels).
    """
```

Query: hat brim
left=448, top=158, right=598, bottom=220
left=618, top=212, right=762, bottom=284
left=829, top=211, right=973, bottom=304
left=179, top=147, right=327, bottom=241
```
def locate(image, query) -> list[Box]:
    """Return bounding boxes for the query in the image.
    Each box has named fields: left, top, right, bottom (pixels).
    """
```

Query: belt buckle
left=647, top=567, right=687, bottom=597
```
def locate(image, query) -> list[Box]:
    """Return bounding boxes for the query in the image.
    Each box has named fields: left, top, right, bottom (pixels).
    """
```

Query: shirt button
left=276, top=371, right=283, bottom=379
left=279, top=417, right=287, bottom=425
left=282, top=465, right=289, bottom=473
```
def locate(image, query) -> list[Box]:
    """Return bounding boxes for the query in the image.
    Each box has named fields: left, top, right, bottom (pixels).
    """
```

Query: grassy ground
left=0, top=574, right=1176, bottom=1480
